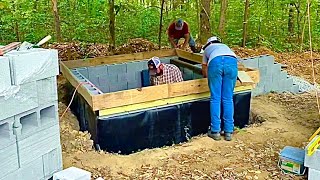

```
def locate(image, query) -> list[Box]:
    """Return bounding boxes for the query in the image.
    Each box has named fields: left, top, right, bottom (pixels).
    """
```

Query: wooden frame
left=60, top=49, right=259, bottom=111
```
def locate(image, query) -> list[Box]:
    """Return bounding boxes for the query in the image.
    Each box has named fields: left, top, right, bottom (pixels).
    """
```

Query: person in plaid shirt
left=148, top=57, right=183, bottom=85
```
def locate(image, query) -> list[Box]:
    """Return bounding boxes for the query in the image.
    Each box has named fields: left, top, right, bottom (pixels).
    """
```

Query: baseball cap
left=148, top=56, right=161, bottom=69
left=175, top=19, right=184, bottom=30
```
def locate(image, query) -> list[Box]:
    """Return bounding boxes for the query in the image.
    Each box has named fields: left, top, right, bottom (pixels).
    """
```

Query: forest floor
left=55, top=39, right=320, bottom=179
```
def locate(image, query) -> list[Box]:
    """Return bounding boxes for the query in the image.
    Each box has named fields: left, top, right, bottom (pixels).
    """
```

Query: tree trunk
left=288, top=2, right=295, bottom=37
left=159, top=0, right=165, bottom=49
left=51, top=0, right=62, bottom=42
left=200, top=0, right=211, bottom=44
left=196, top=0, right=200, bottom=35
left=242, top=0, right=250, bottom=47
left=109, top=0, right=116, bottom=48
left=218, top=0, right=228, bottom=37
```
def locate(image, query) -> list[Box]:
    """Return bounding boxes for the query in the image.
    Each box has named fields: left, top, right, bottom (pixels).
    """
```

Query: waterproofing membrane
left=95, top=91, right=251, bottom=154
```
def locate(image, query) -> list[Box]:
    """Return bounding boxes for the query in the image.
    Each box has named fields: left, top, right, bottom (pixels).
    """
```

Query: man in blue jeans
left=202, top=36, right=238, bottom=141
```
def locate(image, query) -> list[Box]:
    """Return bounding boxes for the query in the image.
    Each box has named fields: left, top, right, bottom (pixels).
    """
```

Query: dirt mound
left=114, top=38, right=168, bottom=54
left=45, top=38, right=170, bottom=61
left=58, top=102, right=94, bottom=153
left=45, top=42, right=112, bottom=61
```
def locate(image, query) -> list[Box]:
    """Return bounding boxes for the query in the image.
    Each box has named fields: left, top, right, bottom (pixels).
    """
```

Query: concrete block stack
left=305, top=136, right=320, bottom=180
left=0, top=48, right=62, bottom=180
left=241, top=55, right=300, bottom=96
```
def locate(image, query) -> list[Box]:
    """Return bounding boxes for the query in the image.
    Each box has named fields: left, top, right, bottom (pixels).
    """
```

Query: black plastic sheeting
left=94, top=91, right=251, bottom=154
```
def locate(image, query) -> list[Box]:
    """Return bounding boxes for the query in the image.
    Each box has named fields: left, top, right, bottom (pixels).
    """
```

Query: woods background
left=0, top=0, right=319, bottom=51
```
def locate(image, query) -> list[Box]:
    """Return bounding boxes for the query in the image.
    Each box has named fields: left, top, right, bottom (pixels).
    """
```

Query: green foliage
left=0, top=0, right=320, bottom=51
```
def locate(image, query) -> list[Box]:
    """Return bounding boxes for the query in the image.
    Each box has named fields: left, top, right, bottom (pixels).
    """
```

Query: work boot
left=190, top=46, right=200, bottom=53
left=208, top=130, right=221, bottom=141
left=224, top=133, right=232, bottom=141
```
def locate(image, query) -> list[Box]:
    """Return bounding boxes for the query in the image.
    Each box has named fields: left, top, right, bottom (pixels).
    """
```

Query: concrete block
left=0, top=142, right=19, bottom=179
left=43, top=146, right=63, bottom=179
left=107, top=63, right=127, bottom=75
left=258, top=66, right=270, bottom=79
left=98, top=86, right=110, bottom=93
left=258, top=55, right=275, bottom=67
left=38, top=102, right=59, bottom=130
left=108, top=74, right=118, bottom=84
left=0, top=81, right=38, bottom=121
left=82, top=84, right=102, bottom=95
left=53, top=167, right=91, bottom=180
left=37, top=76, right=58, bottom=106
left=5, top=49, right=59, bottom=85
left=271, top=63, right=282, bottom=74
left=1, top=156, right=44, bottom=180
left=0, top=57, right=12, bottom=94
left=109, top=83, right=128, bottom=92
left=87, top=67, right=99, bottom=85
left=126, top=61, right=146, bottom=72
left=308, top=168, right=320, bottom=180
left=13, top=108, right=40, bottom=140
left=281, top=77, right=294, bottom=91
left=17, top=124, right=61, bottom=167
left=252, top=83, right=265, bottom=97
left=0, top=117, right=15, bottom=149
left=118, top=74, right=128, bottom=82
left=241, top=58, right=259, bottom=69
left=77, top=67, right=89, bottom=79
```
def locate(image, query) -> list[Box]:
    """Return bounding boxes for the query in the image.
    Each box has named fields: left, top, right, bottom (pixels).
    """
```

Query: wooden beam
left=91, top=84, right=170, bottom=111
left=63, top=49, right=176, bottom=69
left=171, top=59, right=202, bottom=74
left=60, top=61, right=93, bottom=107
left=168, top=79, right=209, bottom=96
left=175, top=49, right=203, bottom=63
left=91, top=76, right=255, bottom=111
left=99, top=85, right=254, bottom=116
left=238, top=71, right=254, bottom=85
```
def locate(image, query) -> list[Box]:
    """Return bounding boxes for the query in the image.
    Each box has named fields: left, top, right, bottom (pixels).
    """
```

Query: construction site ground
left=56, top=40, right=320, bottom=179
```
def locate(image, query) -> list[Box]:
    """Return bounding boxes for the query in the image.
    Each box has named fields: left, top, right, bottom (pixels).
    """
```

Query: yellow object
left=99, top=85, right=253, bottom=116
left=307, top=136, right=320, bottom=156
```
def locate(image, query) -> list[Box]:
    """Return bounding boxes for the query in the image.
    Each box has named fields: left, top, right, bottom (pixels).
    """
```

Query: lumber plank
left=99, top=85, right=254, bottom=116
left=246, top=69, right=260, bottom=84
left=238, top=71, right=254, bottom=85
left=60, top=61, right=93, bottom=107
left=171, top=59, right=202, bottom=74
left=168, top=79, right=209, bottom=96
left=91, top=77, right=251, bottom=111
left=91, top=84, right=169, bottom=111
left=63, top=49, right=176, bottom=68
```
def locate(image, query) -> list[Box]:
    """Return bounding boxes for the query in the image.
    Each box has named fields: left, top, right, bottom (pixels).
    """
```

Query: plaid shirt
left=150, top=64, right=183, bottom=85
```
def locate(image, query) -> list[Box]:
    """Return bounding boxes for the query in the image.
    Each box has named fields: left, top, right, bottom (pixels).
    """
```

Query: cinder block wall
left=240, top=55, right=300, bottom=96
left=72, top=57, right=183, bottom=93
left=0, top=49, right=62, bottom=180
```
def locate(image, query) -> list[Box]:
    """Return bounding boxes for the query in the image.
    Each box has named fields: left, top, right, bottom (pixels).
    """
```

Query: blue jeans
left=207, top=56, right=238, bottom=133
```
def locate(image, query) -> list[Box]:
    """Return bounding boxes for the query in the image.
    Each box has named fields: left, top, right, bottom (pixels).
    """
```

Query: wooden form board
left=99, top=85, right=253, bottom=116
left=60, top=61, right=93, bottom=107
left=61, top=49, right=260, bottom=111
left=63, top=49, right=176, bottom=69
